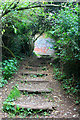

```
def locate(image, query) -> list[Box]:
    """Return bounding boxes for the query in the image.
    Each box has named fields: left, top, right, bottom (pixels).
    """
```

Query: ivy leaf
left=16, top=105, right=20, bottom=110
left=6, top=106, right=10, bottom=110
left=14, top=28, right=17, bottom=34
left=57, top=40, right=61, bottom=43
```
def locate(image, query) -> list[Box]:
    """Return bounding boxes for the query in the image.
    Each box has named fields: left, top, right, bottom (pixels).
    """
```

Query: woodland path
left=0, top=55, right=79, bottom=119
left=0, top=34, right=80, bottom=119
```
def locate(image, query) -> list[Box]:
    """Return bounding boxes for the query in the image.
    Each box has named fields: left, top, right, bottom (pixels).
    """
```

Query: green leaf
left=6, top=106, right=10, bottom=110
left=16, top=105, right=20, bottom=110
left=57, top=40, right=61, bottom=43
left=76, top=101, right=79, bottom=104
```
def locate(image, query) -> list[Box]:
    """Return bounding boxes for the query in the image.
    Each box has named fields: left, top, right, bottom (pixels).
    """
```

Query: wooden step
left=18, top=82, right=52, bottom=93
left=21, top=73, right=48, bottom=77
left=16, top=78, right=52, bottom=83
left=6, top=101, right=54, bottom=110
left=4, top=94, right=56, bottom=111
left=28, top=64, right=44, bottom=67
left=25, top=66, right=44, bottom=71
left=21, top=80, right=50, bottom=82
left=18, top=88, right=51, bottom=93
left=13, top=102, right=53, bottom=110
left=16, top=75, right=52, bottom=82
left=37, top=55, right=52, bottom=60
left=20, top=71, right=49, bottom=75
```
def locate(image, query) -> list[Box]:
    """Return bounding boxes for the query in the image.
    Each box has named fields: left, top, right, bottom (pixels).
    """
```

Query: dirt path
left=0, top=55, right=79, bottom=119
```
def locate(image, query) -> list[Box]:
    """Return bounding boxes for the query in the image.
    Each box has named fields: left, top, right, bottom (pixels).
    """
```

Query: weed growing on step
left=3, top=87, right=21, bottom=114
left=3, top=87, right=52, bottom=118
left=6, top=87, right=21, bottom=102
left=30, top=74, right=37, bottom=78
left=48, top=88, right=53, bottom=91
left=42, top=67, right=47, bottom=71
left=36, top=73, right=47, bottom=77
left=43, top=111, right=50, bottom=116
left=44, top=95, right=48, bottom=98
left=30, top=73, right=47, bottom=78
left=3, top=101, right=51, bottom=118
left=21, top=80, right=24, bottom=83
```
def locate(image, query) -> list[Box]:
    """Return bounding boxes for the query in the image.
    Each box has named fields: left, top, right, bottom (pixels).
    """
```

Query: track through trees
left=1, top=55, right=79, bottom=118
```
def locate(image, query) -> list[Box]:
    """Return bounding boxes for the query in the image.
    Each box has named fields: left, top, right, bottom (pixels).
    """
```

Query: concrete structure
left=33, top=33, right=55, bottom=56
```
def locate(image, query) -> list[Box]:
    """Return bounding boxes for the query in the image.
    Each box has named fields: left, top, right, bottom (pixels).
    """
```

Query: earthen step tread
left=5, top=94, right=56, bottom=110
left=15, top=75, right=53, bottom=83
left=13, top=102, right=54, bottom=110
left=16, top=75, right=53, bottom=82
left=20, top=71, right=50, bottom=75
left=21, top=80, right=50, bottom=82
left=18, top=88, right=51, bottom=93
left=28, top=64, right=45, bottom=67
left=21, top=72, right=48, bottom=75
left=18, top=82, right=52, bottom=93
left=24, top=66, right=43, bottom=70
left=16, top=78, right=51, bottom=82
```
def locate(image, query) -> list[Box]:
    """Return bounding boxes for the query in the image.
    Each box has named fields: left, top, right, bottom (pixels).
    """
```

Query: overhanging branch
left=1, top=3, right=62, bottom=17
left=0, top=45, right=16, bottom=58
left=33, top=30, right=45, bottom=43
left=16, top=4, right=61, bottom=11
left=1, top=0, right=20, bottom=18
left=1, top=2, right=77, bottom=18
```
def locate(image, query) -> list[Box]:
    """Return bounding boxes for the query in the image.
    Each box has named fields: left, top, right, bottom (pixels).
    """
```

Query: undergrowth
left=0, top=58, right=19, bottom=87
left=53, top=60, right=80, bottom=104
left=3, top=86, right=51, bottom=118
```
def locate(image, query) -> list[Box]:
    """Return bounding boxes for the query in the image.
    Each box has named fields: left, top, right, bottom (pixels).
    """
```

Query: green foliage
left=49, top=3, right=79, bottom=61
left=42, top=67, right=47, bottom=71
left=3, top=102, right=15, bottom=112
left=6, top=87, right=21, bottom=102
left=0, top=62, right=8, bottom=87
left=2, top=1, right=51, bottom=59
left=36, top=73, right=47, bottom=77
left=53, top=64, right=80, bottom=104
left=3, top=86, right=21, bottom=113
left=3, top=100, right=50, bottom=117
left=30, top=73, right=47, bottom=78
left=30, top=74, right=37, bottom=78
left=1, top=2, right=80, bottom=116
left=3, top=101, right=50, bottom=118
left=0, top=77, right=8, bottom=88
left=62, top=78, right=80, bottom=95
left=2, top=16, right=34, bottom=58
left=3, top=86, right=51, bottom=117
left=2, top=58, right=18, bottom=80
left=46, top=3, right=80, bottom=102
left=0, top=58, right=19, bottom=87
